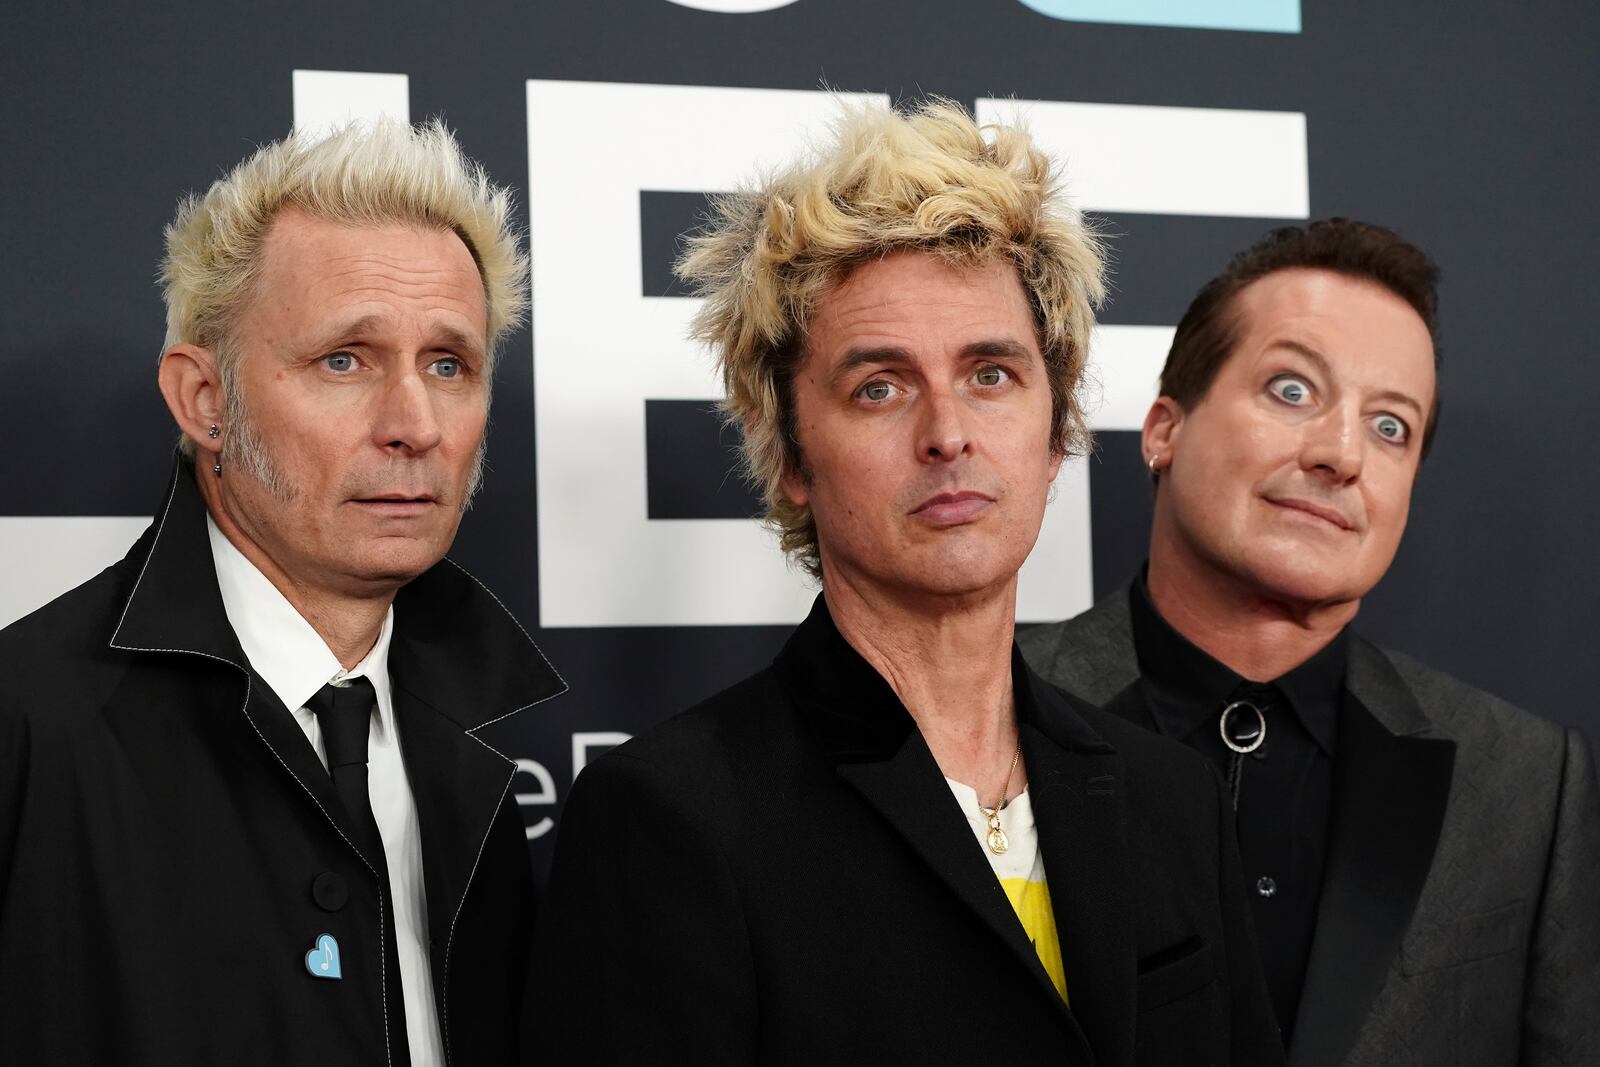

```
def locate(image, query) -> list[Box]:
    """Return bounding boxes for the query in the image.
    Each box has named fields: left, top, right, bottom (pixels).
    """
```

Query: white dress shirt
left=208, top=517, right=444, bottom=1066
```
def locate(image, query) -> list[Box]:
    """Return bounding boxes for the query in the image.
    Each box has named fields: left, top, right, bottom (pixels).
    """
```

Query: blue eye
left=1269, top=376, right=1311, bottom=405
left=1372, top=413, right=1409, bottom=443
left=432, top=359, right=461, bottom=379
left=323, top=352, right=356, bottom=373
left=860, top=380, right=895, bottom=402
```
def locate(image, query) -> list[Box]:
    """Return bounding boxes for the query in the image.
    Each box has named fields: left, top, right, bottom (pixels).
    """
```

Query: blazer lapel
left=1018, top=585, right=1140, bottom=707
left=1098, top=678, right=1159, bottom=733
left=1024, top=723, right=1135, bottom=1066
left=388, top=681, right=517, bottom=979
left=383, top=575, right=565, bottom=1001
left=783, top=597, right=1088, bottom=1039
left=108, top=460, right=377, bottom=873
left=834, top=734, right=1081, bottom=1029
left=240, top=673, right=381, bottom=873
left=1290, top=642, right=1455, bottom=1067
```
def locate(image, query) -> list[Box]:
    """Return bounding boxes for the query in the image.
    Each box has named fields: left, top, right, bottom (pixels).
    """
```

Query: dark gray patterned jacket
left=1021, top=587, right=1600, bottom=1067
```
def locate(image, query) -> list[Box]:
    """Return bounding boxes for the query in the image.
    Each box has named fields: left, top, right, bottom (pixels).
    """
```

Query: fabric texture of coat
left=0, top=460, right=565, bottom=1065
left=532, top=595, right=1283, bottom=1066
left=1019, top=587, right=1600, bottom=1066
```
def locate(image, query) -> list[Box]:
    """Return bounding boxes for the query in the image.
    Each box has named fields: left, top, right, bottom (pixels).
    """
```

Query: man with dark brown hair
left=1023, top=218, right=1599, bottom=1065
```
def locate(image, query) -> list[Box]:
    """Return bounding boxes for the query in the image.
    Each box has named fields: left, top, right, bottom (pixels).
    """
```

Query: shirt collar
left=207, top=515, right=395, bottom=735
left=1128, top=568, right=1346, bottom=755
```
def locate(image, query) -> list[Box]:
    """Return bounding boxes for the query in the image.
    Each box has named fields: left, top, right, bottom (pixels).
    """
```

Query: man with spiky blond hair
left=534, top=100, right=1281, bottom=1065
left=0, top=121, right=564, bottom=1065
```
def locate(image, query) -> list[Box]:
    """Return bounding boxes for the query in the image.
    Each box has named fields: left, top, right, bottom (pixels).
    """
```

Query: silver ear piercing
left=207, top=424, right=220, bottom=439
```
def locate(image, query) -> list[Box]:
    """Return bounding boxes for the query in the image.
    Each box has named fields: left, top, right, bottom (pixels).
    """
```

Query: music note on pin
left=304, top=933, right=342, bottom=980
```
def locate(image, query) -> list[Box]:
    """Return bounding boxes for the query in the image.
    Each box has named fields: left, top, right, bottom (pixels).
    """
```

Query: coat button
left=312, top=872, right=349, bottom=912
left=1256, top=876, right=1277, bottom=898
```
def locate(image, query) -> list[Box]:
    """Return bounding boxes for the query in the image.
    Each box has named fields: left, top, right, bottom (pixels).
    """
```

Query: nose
left=1299, top=401, right=1362, bottom=484
left=916, top=387, right=973, bottom=464
left=372, top=370, right=443, bottom=455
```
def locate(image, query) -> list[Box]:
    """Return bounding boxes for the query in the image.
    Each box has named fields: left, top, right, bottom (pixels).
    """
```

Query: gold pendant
left=987, top=826, right=1010, bottom=854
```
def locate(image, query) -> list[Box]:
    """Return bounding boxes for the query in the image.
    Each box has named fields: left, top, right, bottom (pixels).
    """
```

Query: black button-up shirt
left=1128, top=573, right=1347, bottom=1042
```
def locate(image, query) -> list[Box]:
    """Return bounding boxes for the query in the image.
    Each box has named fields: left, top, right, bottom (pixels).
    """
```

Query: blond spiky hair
left=676, top=97, right=1106, bottom=576
left=160, top=119, right=526, bottom=453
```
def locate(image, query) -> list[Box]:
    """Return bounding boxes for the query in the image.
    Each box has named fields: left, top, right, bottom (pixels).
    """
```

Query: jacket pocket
left=1400, top=899, right=1526, bottom=975
left=1134, top=937, right=1226, bottom=1066
left=1136, top=935, right=1216, bottom=1012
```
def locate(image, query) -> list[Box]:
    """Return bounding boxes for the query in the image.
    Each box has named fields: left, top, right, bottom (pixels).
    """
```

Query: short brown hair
left=1161, top=218, right=1441, bottom=457
left=676, top=98, right=1105, bottom=576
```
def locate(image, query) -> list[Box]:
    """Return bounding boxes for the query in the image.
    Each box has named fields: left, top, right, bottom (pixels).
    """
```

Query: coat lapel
left=385, top=560, right=566, bottom=1013
left=110, top=460, right=375, bottom=871
left=1022, top=667, right=1136, bottom=1067
left=109, top=453, right=568, bottom=939
left=1289, top=641, right=1455, bottom=1067
left=834, top=735, right=1080, bottom=1026
left=388, top=679, right=518, bottom=980
left=1018, top=586, right=1140, bottom=707
left=783, top=597, right=1091, bottom=1043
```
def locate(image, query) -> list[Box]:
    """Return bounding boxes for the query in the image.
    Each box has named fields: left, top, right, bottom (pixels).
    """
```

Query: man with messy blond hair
left=0, top=121, right=565, bottom=1065
left=534, top=99, right=1281, bottom=1065
left=682, top=99, right=1105, bottom=572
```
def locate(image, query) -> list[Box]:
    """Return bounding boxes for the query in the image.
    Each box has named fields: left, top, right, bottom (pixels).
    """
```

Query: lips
left=1268, top=497, right=1353, bottom=531
left=910, top=490, right=994, bottom=526
left=350, top=494, right=439, bottom=514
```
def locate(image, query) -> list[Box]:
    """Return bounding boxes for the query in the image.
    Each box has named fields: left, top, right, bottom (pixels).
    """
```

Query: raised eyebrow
left=1268, top=339, right=1333, bottom=380
left=1370, top=389, right=1425, bottom=418
left=1270, top=340, right=1424, bottom=417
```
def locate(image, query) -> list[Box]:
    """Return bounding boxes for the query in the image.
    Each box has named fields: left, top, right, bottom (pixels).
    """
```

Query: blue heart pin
left=305, top=933, right=342, bottom=980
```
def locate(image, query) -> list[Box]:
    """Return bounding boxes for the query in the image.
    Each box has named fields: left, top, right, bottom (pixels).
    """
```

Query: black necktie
left=307, top=678, right=412, bottom=1067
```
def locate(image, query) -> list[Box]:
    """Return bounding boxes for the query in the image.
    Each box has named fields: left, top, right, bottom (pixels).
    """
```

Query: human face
left=216, top=209, right=490, bottom=598
left=1146, top=268, right=1436, bottom=609
left=783, top=251, right=1062, bottom=603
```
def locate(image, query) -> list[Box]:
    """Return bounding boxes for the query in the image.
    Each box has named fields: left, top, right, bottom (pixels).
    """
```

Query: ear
left=158, top=344, right=226, bottom=460
left=778, top=469, right=809, bottom=509
left=1141, top=395, right=1185, bottom=470
left=1045, top=447, right=1065, bottom=485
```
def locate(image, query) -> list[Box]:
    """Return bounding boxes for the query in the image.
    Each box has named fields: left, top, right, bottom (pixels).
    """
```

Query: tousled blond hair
left=676, top=98, right=1106, bottom=576
left=160, top=119, right=526, bottom=455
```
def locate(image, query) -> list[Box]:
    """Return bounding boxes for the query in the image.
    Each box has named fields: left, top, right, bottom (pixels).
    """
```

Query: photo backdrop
left=3, top=0, right=1595, bottom=878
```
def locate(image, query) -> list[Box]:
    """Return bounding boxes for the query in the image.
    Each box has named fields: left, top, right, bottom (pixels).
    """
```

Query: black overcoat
left=532, top=596, right=1283, bottom=1065
left=0, top=460, right=565, bottom=1065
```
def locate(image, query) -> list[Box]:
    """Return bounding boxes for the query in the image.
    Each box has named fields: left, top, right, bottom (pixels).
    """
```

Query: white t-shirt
left=946, top=778, right=1068, bottom=1002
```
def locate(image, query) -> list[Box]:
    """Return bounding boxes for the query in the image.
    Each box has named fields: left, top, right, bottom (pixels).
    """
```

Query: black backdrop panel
left=3, top=1, right=1596, bottom=880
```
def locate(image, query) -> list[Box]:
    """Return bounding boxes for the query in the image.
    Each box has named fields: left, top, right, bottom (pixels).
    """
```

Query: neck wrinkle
left=822, top=568, right=1024, bottom=791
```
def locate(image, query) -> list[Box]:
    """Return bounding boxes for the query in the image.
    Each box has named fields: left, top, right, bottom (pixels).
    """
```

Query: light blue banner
left=1016, top=0, right=1301, bottom=34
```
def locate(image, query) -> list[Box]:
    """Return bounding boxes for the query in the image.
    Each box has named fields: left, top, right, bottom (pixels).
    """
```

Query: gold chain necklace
left=976, top=743, right=1022, bottom=855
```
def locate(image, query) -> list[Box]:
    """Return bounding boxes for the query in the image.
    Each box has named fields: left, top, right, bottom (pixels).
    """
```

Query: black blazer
left=0, top=459, right=566, bottom=1066
left=532, top=596, right=1282, bottom=1065
left=1021, top=588, right=1600, bottom=1066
